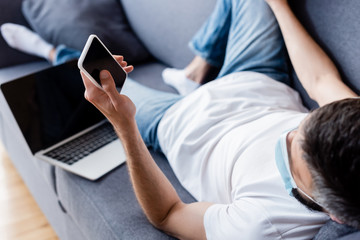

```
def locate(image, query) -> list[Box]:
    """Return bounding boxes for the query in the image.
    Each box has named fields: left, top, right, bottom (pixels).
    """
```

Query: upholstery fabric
left=22, top=0, right=150, bottom=63
left=338, top=231, right=360, bottom=240
left=314, top=220, right=359, bottom=240
left=120, top=0, right=217, bottom=69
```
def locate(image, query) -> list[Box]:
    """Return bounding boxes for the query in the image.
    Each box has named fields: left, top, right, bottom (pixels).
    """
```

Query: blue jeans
left=190, top=0, right=289, bottom=84
left=54, top=45, right=81, bottom=66
left=54, top=0, right=288, bottom=151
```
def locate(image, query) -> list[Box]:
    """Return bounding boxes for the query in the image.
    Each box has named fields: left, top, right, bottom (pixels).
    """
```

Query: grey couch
left=0, top=0, right=359, bottom=239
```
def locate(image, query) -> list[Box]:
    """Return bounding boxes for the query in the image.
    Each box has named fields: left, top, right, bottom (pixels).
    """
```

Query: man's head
left=288, top=98, right=360, bottom=229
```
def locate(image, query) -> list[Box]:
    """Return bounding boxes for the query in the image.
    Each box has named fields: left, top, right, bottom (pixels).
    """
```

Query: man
left=80, top=0, right=360, bottom=239
left=2, top=0, right=358, bottom=238
left=81, top=0, right=360, bottom=239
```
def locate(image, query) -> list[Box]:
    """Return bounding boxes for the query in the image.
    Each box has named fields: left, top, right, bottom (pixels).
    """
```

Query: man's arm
left=113, top=119, right=212, bottom=240
left=80, top=57, right=212, bottom=240
left=266, top=0, right=357, bottom=106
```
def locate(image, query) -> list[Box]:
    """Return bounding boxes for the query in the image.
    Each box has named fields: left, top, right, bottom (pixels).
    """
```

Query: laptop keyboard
left=44, top=122, right=118, bottom=165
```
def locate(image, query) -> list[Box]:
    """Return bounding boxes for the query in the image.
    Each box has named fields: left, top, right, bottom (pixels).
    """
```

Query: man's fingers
left=120, top=61, right=127, bottom=68
left=114, top=55, right=124, bottom=63
left=114, top=55, right=134, bottom=73
left=124, top=65, right=134, bottom=73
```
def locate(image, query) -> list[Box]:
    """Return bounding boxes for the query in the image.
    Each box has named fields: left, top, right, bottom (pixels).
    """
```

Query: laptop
left=0, top=60, right=126, bottom=180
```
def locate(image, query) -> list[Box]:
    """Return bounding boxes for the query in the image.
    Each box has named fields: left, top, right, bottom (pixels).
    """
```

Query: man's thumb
left=100, top=70, right=117, bottom=94
left=100, top=70, right=113, bottom=88
left=100, top=70, right=111, bottom=82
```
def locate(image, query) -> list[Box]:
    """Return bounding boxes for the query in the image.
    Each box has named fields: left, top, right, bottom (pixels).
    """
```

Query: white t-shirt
left=157, top=72, right=329, bottom=239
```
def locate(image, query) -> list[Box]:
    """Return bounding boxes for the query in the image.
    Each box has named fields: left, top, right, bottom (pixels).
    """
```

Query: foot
left=162, top=68, right=200, bottom=95
left=1, top=23, right=54, bottom=60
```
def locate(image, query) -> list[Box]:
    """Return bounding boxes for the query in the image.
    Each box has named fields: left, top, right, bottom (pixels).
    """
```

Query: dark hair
left=301, top=98, right=360, bottom=229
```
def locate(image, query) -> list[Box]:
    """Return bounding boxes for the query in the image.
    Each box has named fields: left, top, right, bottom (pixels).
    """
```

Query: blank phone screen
left=82, top=37, right=127, bottom=90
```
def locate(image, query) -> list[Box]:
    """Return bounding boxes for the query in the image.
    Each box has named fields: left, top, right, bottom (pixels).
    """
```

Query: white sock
left=162, top=68, right=199, bottom=95
left=1, top=23, right=54, bottom=60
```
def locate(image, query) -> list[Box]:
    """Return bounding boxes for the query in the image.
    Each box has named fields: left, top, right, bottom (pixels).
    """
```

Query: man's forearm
left=115, top=121, right=212, bottom=239
left=267, top=1, right=356, bottom=106
left=114, top=120, right=181, bottom=228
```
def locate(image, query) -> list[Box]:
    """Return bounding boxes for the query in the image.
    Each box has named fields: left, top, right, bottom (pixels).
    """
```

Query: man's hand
left=80, top=56, right=136, bottom=134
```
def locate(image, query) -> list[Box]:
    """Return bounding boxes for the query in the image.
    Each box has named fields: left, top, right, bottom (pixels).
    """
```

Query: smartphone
left=78, top=34, right=127, bottom=90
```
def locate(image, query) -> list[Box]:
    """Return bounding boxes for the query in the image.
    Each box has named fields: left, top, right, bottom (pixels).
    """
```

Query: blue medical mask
left=275, top=130, right=297, bottom=196
left=275, top=130, right=324, bottom=207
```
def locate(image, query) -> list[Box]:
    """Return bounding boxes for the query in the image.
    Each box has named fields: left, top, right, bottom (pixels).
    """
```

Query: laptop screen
left=0, top=60, right=105, bottom=154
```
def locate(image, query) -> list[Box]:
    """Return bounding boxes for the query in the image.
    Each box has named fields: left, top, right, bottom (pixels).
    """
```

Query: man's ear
left=330, top=215, right=344, bottom=224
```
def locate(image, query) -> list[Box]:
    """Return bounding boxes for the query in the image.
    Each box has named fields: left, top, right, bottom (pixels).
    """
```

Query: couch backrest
left=120, top=0, right=216, bottom=69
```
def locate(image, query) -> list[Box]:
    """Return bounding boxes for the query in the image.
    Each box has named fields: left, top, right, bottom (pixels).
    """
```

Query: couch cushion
left=121, top=0, right=216, bottom=69
left=289, top=0, right=360, bottom=109
left=56, top=150, right=196, bottom=240
left=22, top=0, right=150, bottom=63
left=0, top=0, right=41, bottom=68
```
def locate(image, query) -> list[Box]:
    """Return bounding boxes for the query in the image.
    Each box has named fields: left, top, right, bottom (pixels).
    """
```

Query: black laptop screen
left=0, top=60, right=105, bottom=154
